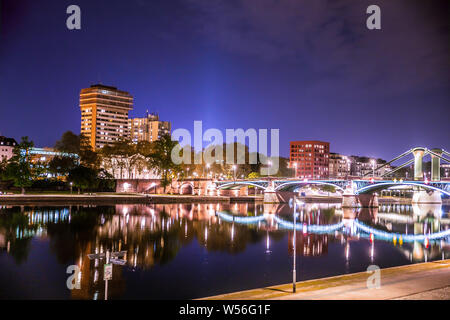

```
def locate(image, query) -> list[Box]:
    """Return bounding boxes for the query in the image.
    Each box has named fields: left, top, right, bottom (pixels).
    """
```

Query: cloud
left=182, top=0, right=450, bottom=97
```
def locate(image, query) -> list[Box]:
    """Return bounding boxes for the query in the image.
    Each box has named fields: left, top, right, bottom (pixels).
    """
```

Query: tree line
left=0, top=131, right=292, bottom=194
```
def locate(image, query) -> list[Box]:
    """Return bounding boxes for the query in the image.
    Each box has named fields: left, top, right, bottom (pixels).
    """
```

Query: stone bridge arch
left=179, top=182, right=194, bottom=195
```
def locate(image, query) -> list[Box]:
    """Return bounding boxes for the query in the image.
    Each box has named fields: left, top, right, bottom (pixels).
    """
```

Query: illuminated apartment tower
left=290, top=140, right=330, bottom=179
left=79, top=84, right=133, bottom=150
left=128, top=111, right=171, bottom=143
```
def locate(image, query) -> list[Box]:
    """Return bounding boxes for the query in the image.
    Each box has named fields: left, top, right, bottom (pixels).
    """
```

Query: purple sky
left=0, top=0, right=449, bottom=160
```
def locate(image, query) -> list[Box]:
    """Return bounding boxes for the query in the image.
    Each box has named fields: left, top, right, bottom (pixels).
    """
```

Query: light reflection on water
left=0, top=202, right=448, bottom=299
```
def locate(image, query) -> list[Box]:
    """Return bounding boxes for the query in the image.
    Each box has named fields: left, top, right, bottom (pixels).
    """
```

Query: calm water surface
left=0, top=202, right=449, bottom=299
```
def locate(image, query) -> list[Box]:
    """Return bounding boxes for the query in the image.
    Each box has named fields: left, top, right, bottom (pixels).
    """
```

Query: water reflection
left=0, top=202, right=448, bottom=299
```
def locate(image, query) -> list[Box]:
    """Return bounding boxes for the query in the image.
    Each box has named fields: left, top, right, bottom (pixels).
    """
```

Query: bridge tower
left=412, top=147, right=426, bottom=180
left=431, top=148, right=442, bottom=181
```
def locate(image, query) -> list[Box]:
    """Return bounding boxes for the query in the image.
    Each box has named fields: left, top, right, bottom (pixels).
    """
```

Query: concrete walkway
left=202, top=260, right=450, bottom=300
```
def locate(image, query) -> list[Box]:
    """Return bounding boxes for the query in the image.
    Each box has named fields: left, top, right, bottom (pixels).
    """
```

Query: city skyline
left=1, top=0, right=449, bottom=159
left=0, top=1, right=449, bottom=305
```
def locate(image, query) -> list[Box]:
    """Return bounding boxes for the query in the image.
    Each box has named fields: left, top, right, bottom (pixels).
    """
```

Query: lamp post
left=232, top=165, right=237, bottom=182
left=70, top=182, right=73, bottom=195
left=371, top=159, right=376, bottom=178
left=293, top=198, right=298, bottom=293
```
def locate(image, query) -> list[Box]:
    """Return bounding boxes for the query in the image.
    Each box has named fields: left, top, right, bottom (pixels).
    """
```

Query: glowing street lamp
left=292, top=197, right=304, bottom=293
left=232, top=165, right=237, bottom=181
left=371, top=159, right=376, bottom=178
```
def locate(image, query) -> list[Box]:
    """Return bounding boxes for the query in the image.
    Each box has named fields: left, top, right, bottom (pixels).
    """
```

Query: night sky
left=0, top=0, right=449, bottom=160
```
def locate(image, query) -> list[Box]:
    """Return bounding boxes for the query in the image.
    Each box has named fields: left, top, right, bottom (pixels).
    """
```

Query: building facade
left=290, top=140, right=330, bottom=179
left=0, top=136, right=17, bottom=162
left=347, top=155, right=391, bottom=178
left=328, top=153, right=350, bottom=179
left=80, top=84, right=133, bottom=151
left=128, top=111, right=171, bottom=143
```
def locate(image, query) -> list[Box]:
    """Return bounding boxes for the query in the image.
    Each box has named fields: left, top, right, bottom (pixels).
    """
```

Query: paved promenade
left=202, top=260, right=450, bottom=300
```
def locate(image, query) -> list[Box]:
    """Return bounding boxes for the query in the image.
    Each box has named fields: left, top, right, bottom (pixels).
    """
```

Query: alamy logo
left=366, top=265, right=381, bottom=289
left=366, top=5, right=381, bottom=30
left=66, top=265, right=81, bottom=290
left=66, top=5, right=81, bottom=30
left=171, top=121, right=280, bottom=175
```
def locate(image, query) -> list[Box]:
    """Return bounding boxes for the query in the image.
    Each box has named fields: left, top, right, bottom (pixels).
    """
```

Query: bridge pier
left=342, top=194, right=379, bottom=208
left=263, top=191, right=297, bottom=203
left=431, top=148, right=442, bottom=181
left=412, top=147, right=426, bottom=180
left=342, top=184, right=359, bottom=208
left=357, top=194, right=379, bottom=208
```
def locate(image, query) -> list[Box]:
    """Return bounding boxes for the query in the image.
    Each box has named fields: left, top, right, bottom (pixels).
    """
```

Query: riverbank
left=0, top=193, right=447, bottom=205
left=201, top=259, right=450, bottom=300
left=0, top=193, right=234, bottom=204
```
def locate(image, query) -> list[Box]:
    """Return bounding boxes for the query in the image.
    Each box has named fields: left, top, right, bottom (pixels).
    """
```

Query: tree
left=79, top=145, right=99, bottom=169
left=148, top=134, right=182, bottom=193
left=54, top=131, right=81, bottom=154
left=48, top=156, right=77, bottom=177
left=0, top=158, right=8, bottom=179
left=3, top=136, right=35, bottom=194
left=321, top=185, right=336, bottom=197
left=68, top=166, right=99, bottom=194
left=54, top=131, right=98, bottom=169
left=247, top=172, right=260, bottom=179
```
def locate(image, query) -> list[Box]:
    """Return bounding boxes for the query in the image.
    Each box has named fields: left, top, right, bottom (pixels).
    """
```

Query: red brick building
left=289, top=140, right=330, bottom=179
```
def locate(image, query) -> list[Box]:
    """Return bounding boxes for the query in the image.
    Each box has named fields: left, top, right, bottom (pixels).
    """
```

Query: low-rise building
left=290, top=140, right=330, bottom=179
left=0, top=136, right=17, bottom=162
left=327, top=152, right=391, bottom=179
left=128, top=111, right=171, bottom=143
left=348, top=155, right=388, bottom=178
left=328, top=153, right=349, bottom=179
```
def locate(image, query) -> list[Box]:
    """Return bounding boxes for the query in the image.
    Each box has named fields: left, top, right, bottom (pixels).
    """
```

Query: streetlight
left=232, top=165, right=237, bottom=182
left=292, top=197, right=303, bottom=293
left=70, top=182, right=73, bottom=195
left=371, top=159, right=376, bottom=178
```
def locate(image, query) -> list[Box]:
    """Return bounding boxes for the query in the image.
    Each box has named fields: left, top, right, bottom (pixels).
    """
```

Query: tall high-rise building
left=79, top=84, right=133, bottom=150
left=128, top=111, right=171, bottom=143
left=290, top=140, right=330, bottom=179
